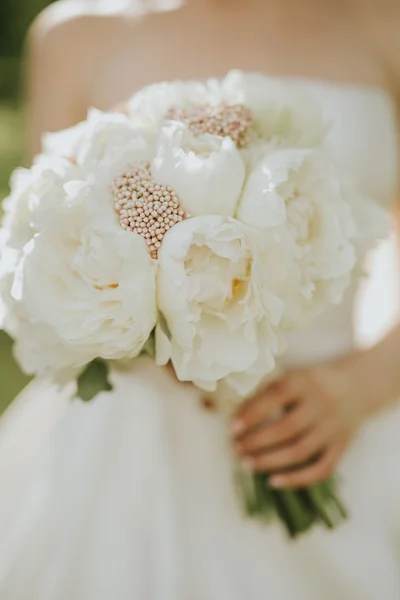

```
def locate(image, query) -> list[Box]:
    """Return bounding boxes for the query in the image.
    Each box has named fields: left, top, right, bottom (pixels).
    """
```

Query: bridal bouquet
left=0, top=71, right=387, bottom=537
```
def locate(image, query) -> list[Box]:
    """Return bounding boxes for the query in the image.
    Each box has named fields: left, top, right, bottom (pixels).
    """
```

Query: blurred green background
left=0, top=0, right=55, bottom=412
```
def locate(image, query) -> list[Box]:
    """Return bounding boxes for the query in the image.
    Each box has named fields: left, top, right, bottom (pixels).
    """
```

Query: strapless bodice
left=293, top=80, right=399, bottom=206
left=282, top=80, right=399, bottom=368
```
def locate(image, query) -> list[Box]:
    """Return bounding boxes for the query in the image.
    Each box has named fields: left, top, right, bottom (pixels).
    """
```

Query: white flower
left=221, top=71, right=329, bottom=149
left=126, top=71, right=328, bottom=151
left=43, top=120, right=89, bottom=159
left=126, top=71, right=328, bottom=178
left=126, top=79, right=221, bottom=129
left=156, top=215, right=283, bottom=395
left=152, top=122, right=245, bottom=217
left=1, top=154, right=79, bottom=251
left=0, top=155, right=80, bottom=336
left=8, top=180, right=157, bottom=380
left=13, top=320, right=90, bottom=384
left=1, top=114, right=157, bottom=380
left=0, top=245, right=21, bottom=336
left=44, top=109, right=154, bottom=170
left=342, top=186, right=390, bottom=262
left=238, top=149, right=360, bottom=324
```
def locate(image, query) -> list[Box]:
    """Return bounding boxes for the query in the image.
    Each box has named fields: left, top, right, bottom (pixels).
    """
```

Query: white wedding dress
left=0, top=79, right=400, bottom=600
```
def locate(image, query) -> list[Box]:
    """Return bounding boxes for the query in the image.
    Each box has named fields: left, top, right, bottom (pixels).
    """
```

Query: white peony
left=0, top=244, right=23, bottom=336
left=126, top=79, right=221, bottom=129
left=341, top=186, right=390, bottom=263
left=238, top=149, right=361, bottom=324
left=156, top=215, right=284, bottom=395
left=12, top=320, right=91, bottom=384
left=221, top=71, right=329, bottom=149
left=126, top=71, right=328, bottom=152
left=1, top=154, right=80, bottom=251
left=43, top=120, right=89, bottom=159
left=152, top=122, right=245, bottom=217
left=0, top=154, right=81, bottom=336
left=1, top=110, right=158, bottom=381
left=10, top=179, right=157, bottom=380
left=44, top=109, right=154, bottom=170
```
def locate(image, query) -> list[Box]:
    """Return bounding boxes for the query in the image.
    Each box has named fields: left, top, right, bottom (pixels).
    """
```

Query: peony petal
left=153, top=123, right=245, bottom=217
left=157, top=214, right=283, bottom=392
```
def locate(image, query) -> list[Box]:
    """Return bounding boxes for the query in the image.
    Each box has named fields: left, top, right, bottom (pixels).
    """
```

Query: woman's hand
left=231, top=351, right=381, bottom=489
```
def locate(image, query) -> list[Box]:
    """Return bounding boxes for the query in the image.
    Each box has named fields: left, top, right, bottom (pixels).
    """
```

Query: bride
left=1, top=0, right=400, bottom=598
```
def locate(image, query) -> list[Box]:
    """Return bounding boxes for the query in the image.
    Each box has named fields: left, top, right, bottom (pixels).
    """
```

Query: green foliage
left=0, top=332, right=31, bottom=414
left=0, top=103, right=28, bottom=413
left=0, top=102, right=25, bottom=200
left=0, top=0, right=55, bottom=58
left=0, top=58, right=22, bottom=100
left=0, top=0, right=55, bottom=100
left=141, top=333, right=156, bottom=358
left=77, top=360, right=114, bottom=402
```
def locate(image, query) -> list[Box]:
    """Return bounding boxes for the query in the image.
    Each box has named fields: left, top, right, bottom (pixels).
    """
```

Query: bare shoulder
left=28, top=1, right=138, bottom=57
left=30, top=1, right=91, bottom=42
left=354, top=0, right=400, bottom=86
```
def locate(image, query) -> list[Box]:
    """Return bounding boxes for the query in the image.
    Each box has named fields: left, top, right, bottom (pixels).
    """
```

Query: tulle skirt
left=0, top=357, right=400, bottom=599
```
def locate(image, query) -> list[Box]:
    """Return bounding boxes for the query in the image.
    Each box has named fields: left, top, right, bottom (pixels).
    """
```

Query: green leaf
left=140, top=332, right=155, bottom=358
left=76, top=359, right=113, bottom=402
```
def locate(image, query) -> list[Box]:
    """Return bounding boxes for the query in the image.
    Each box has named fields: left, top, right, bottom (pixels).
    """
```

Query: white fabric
left=0, top=80, right=400, bottom=599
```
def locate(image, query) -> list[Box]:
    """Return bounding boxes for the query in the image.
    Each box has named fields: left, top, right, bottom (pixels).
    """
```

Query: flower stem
left=236, top=464, right=347, bottom=537
left=269, top=487, right=315, bottom=538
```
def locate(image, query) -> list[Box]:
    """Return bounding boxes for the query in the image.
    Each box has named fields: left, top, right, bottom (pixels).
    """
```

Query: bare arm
left=362, top=14, right=400, bottom=413
left=365, top=4, right=400, bottom=406
left=26, top=3, right=88, bottom=158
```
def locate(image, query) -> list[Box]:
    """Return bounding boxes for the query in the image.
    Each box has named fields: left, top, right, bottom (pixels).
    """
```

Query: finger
left=269, top=442, right=346, bottom=489
left=243, top=422, right=336, bottom=472
left=235, top=401, right=318, bottom=456
left=232, top=376, right=301, bottom=437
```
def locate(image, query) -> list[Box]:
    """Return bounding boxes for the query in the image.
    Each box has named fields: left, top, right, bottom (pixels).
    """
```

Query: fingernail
left=232, top=419, right=244, bottom=435
left=241, top=458, right=254, bottom=470
left=269, top=477, right=285, bottom=488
